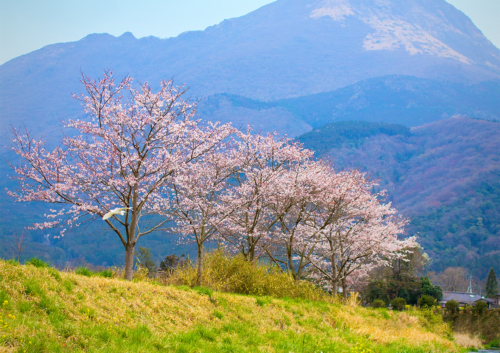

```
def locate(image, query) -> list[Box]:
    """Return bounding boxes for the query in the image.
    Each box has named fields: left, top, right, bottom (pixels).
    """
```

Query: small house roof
left=477, top=298, right=495, bottom=303
left=441, top=292, right=482, bottom=303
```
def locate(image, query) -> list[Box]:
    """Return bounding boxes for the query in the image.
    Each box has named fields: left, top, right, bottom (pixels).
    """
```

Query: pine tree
left=485, top=268, right=498, bottom=298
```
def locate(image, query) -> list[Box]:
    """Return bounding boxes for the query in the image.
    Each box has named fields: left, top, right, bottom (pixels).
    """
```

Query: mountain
left=199, top=76, right=500, bottom=134
left=1, top=0, right=500, bottom=275
left=1, top=0, right=500, bottom=142
left=299, top=117, right=500, bottom=278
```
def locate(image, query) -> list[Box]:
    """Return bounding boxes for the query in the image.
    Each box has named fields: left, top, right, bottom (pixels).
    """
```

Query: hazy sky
left=0, top=0, right=499, bottom=65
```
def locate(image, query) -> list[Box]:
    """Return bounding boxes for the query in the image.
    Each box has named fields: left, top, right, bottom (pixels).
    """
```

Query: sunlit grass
left=453, top=332, right=483, bottom=349
left=0, top=260, right=467, bottom=352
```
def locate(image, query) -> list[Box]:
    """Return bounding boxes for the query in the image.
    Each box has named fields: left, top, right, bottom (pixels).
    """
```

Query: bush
left=162, top=249, right=332, bottom=302
left=6, top=259, right=20, bottom=266
left=418, top=295, right=436, bottom=308
left=97, top=269, right=113, bottom=278
left=160, top=254, right=187, bottom=274
left=25, top=258, right=50, bottom=268
left=449, top=307, right=500, bottom=342
left=473, top=301, right=488, bottom=315
left=445, top=300, right=459, bottom=313
left=392, top=297, right=406, bottom=311
left=372, top=299, right=385, bottom=308
left=489, top=339, right=500, bottom=348
left=75, top=267, right=94, bottom=277
left=136, top=247, right=157, bottom=275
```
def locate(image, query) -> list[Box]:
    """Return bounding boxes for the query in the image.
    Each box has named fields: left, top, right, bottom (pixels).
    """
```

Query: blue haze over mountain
left=198, top=76, right=500, bottom=136
left=1, top=0, right=500, bottom=274
left=1, top=0, right=500, bottom=139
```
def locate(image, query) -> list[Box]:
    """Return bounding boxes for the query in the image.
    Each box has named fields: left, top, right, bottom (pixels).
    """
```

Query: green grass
left=0, top=260, right=467, bottom=352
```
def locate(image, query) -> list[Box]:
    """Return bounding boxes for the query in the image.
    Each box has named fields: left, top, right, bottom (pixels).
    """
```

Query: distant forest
left=299, top=118, right=500, bottom=278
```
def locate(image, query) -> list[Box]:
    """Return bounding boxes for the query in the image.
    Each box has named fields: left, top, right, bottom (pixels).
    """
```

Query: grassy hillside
left=0, top=260, right=464, bottom=353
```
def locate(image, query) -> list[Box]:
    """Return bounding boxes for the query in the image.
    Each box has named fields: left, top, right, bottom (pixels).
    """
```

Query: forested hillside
left=299, top=117, right=500, bottom=277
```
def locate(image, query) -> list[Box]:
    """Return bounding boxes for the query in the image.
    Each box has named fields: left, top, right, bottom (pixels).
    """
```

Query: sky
left=0, top=0, right=499, bottom=65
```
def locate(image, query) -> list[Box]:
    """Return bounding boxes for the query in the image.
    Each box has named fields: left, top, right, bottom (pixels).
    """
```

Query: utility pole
left=467, top=275, right=473, bottom=293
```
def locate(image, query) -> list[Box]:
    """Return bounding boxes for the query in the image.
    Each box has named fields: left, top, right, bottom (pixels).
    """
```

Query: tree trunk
left=248, top=239, right=256, bottom=264
left=331, top=257, right=338, bottom=296
left=125, top=185, right=139, bottom=281
left=287, top=244, right=297, bottom=281
left=125, top=244, right=135, bottom=281
left=341, top=277, right=347, bottom=298
left=196, top=245, right=203, bottom=286
left=332, top=279, right=339, bottom=296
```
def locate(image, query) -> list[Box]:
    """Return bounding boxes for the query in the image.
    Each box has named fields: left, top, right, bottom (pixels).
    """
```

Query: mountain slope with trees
left=299, top=117, right=500, bottom=277
left=1, top=0, right=500, bottom=280
left=2, top=0, right=500, bottom=142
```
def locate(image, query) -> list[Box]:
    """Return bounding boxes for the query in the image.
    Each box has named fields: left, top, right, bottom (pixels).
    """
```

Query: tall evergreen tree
left=421, top=276, right=443, bottom=301
left=485, top=268, right=498, bottom=298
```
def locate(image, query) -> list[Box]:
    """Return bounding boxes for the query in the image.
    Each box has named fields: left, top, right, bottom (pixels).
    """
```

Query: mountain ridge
left=1, top=0, right=500, bottom=132
left=1, top=0, right=500, bottom=277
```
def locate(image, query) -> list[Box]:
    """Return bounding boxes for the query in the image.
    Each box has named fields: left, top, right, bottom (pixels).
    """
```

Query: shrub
left=25, top=258, right=50, bottom=268
left=445, top=300, right=459, bottom=313
left=162, top=249, right=332, bottom=302
left=159, top=254, right=187, bottom=274
left=136, top=247, right=157, bottom=275
left=418, top=295, right=436, bottom=308
left=97, top=269, right=113, bottom=278
left=6, top=259, right=20, bottom=266
left=371, top=299, right=385, bottom=308
left=473, top=301, right=488, bottom=315
left=392, top=297, right=406, bottom=311
left=489, top=339, right=500, bottom=348
left=75, top=267, right=94, bottom=277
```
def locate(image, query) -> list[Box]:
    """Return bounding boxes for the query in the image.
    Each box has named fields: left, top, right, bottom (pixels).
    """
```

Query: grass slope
left=0, top=261, right=464, bottom=353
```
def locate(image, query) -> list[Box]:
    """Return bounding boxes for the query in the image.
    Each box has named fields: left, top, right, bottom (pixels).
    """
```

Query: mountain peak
left=119, top=31, right=136, bottom=39
left=308, top=0, right=487, bottom=64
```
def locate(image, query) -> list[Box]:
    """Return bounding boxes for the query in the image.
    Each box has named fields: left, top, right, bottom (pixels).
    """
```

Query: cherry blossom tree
left=8, top=71, right=233, bottom=280
left=305, top=171, right=416, bottom=295
left=261, top=161, right=331, bottom=280
left=169, top=134, right=246, bottom=285
left=216, top=131, right=313, bottom=262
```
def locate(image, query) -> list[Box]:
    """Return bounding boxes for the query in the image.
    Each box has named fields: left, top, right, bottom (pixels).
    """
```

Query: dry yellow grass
left=453, top=332, right=482, bottom=348
left=0, top=260, right=467, bottom=352
left=335, top=305, right=454, bottom=347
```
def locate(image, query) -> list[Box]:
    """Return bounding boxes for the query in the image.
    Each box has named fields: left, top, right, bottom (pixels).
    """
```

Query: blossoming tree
left=305, top=171, right=416, bottom=295
left=169, top=134, right=247, bottom=285
left=260, top=160, right=331, bottom=280
left=8, top=71, right=233, bottom=280
left=216, top=131, right=313, bottom=262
